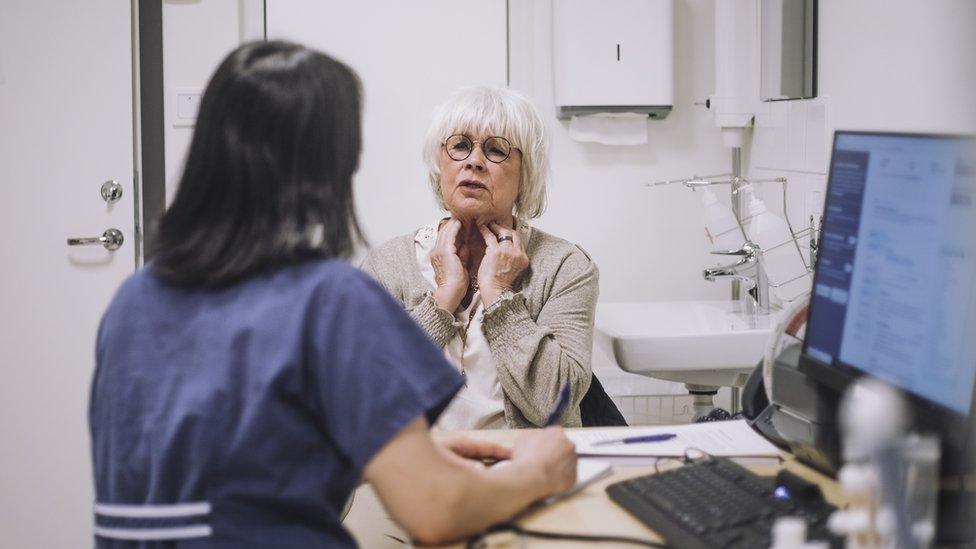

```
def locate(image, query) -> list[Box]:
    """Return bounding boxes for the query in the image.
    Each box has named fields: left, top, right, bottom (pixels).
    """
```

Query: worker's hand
left=432, top=432, right=512, bottom=471
left=510, top=427, right=577, bottom=495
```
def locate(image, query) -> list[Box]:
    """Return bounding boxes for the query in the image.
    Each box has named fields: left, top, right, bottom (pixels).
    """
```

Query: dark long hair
left=153, top=41, right=364, bottom=288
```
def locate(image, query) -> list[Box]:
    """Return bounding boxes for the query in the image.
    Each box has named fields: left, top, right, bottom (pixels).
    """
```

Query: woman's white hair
left=423, top=85, right=549, bottom=220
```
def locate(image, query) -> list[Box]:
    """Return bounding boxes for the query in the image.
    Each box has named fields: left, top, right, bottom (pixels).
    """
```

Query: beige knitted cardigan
left=361, top=226, right=598, bottom=428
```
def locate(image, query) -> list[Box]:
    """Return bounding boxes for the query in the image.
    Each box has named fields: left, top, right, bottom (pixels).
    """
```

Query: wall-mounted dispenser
left=711, top=0, right=761, bottom=148
left=552, top=0, right=674, bottom=120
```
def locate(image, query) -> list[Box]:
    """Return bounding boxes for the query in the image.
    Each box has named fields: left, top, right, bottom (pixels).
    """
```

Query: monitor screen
left=804, top=132, right=976, bottom=416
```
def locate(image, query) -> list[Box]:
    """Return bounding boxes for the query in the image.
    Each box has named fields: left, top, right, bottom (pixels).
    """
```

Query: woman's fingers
left=488, top=221, right=521, bottom=250
left=478, top=223, right=498, bottom=249
left=487, top=220, right=510, bottom=237
left=443, top=218, right=461, bottom=252
left=477, top=220, right=529, bottom=298
left=430, top=218, right=469, bottom=313
left=433, top=219, right=463, bottom=261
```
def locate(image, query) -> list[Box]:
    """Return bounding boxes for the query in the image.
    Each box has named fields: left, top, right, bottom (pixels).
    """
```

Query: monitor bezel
left=799, top=129, right=976, bottom=448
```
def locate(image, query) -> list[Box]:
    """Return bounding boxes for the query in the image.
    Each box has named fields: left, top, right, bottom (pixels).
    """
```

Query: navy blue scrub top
left=89, top=260, right=464, bottom=548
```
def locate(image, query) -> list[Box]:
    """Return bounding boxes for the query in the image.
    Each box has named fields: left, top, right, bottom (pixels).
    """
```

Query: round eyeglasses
left=443, top=134, right=518, bottom=164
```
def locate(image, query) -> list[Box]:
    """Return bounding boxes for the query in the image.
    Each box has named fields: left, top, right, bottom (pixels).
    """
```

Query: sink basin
left=594, top=301, right=777, bottom=387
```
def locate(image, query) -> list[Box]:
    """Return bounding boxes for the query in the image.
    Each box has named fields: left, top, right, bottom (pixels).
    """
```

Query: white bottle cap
left=837, top=464, right=878, bottom=494
left=839, top=378, right=907, bottom=460
left=771, top=516, right=807, bottom=547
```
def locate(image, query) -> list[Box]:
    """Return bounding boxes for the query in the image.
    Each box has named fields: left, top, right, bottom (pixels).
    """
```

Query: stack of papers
left=568, top=420, right=781, bottom=458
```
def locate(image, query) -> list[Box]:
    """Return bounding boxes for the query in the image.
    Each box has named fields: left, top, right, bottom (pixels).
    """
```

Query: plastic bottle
left=830, top=378, right=924, bottom=549
left=700, top=188, right=742, bottom=251
left=740, top=187, right=800, bottom=294
left=770, top=517, right=807, bottom=548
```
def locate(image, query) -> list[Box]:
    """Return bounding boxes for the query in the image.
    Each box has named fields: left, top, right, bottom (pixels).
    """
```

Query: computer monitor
left=801, top=131, right=976, bottom=459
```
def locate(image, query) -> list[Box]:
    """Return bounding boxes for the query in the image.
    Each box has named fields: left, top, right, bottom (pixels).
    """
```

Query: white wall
left=265, top=0, right=508, bottom=247
left=508, top=0, right=732, bottom=304
left=749, top=0, right=976, bottom=300
left=162, top=0, right=262, bottom=205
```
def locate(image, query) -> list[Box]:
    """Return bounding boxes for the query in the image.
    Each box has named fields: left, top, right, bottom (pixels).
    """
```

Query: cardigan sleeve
left=481, top=247, right=598, bottom=427
left=360, top=242, right=458, bottom=350
left=405, top=293, right=459, bottom=349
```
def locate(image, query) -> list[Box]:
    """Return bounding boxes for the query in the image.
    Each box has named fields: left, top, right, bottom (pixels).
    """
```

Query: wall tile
left=755, top=101, right=789, bottom=170
left=804, top=98, right=829, bottom=173
left=787, top=100, right=807, bottom=171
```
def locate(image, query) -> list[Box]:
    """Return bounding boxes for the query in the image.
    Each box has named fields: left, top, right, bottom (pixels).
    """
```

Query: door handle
left=67, top=228, right=124, bottom=251
left=100, top=180, right=123, bottom=203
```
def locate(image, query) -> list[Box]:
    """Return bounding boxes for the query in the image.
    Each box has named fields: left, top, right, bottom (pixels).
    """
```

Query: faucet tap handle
left=710, top=248, right=749, bottom=256
left=709, top=241, right=760, bottom=257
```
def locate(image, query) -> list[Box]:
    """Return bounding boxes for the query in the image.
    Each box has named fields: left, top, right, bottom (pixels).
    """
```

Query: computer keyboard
left=606, top=457, right=841, bottom=549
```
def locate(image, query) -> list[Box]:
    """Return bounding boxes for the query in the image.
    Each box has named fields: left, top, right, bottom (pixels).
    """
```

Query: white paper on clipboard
left=568, top=420, right=780, bottom=457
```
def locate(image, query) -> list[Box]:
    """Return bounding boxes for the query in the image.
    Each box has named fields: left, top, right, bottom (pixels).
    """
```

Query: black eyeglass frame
left=442, top=134, right=521, bottom=164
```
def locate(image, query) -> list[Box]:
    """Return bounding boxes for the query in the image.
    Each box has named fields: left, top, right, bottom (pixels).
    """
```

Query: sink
left=594, top=301, right=777, bottom=388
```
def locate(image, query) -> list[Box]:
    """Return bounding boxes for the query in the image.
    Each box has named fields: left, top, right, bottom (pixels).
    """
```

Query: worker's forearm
left=364, top=419, right=567, bottom=546
left=426, top=461, right=553, bottom=543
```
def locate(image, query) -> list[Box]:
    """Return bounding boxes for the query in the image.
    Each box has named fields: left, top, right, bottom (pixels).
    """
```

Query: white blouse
left=414, top=219, right=530, bottom=430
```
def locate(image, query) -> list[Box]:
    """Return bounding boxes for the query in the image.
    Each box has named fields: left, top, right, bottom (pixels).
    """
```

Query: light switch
left=174, top=88, right=203, bottom=126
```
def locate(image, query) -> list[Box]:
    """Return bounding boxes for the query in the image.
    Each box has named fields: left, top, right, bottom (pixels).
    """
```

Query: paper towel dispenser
left=552, top=0, right=674, bottom=120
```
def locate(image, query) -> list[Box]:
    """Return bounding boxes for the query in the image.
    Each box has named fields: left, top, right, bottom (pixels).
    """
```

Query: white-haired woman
left=364, top=86, right=623, bottom=429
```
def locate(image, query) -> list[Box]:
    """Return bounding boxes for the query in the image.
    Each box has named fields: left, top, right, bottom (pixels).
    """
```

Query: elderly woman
left=364, top=86, right=619, bottom=429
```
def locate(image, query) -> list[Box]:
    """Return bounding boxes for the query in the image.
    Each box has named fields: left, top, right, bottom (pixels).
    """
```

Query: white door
left=0, top=1, right=135, bottom=546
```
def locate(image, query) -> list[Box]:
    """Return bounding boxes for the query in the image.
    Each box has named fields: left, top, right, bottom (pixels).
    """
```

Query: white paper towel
left=568, top=112, right=648, bottom=145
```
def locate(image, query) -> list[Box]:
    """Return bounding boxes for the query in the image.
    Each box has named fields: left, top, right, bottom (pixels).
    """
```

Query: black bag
left=580, top=373, right=628, bottom=427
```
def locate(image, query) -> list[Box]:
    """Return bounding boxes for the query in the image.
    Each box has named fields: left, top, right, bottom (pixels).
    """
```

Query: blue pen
left=591, top=433, right=677, bottom=446
left=543, top=383, right=571, bottom=426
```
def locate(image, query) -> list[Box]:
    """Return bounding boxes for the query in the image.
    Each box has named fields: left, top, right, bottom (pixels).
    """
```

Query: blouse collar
left=415, top=217, right=531, bottom=247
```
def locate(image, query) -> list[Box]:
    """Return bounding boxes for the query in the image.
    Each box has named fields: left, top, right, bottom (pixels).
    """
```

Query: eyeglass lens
left=445, top=135, right=512, bottom=163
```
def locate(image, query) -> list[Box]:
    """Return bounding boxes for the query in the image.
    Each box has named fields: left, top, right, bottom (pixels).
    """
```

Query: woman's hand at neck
left=430, top=218, right=469, bottom=313
left=475, top=220, right=528, bottom=307
left=431, top=213, right=520, bottom=313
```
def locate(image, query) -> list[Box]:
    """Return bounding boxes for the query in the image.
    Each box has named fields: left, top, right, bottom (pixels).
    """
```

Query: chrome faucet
left=703, top=241, right=770, bottom=313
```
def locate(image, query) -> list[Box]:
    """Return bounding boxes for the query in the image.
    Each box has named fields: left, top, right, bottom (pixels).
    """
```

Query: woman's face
left=438, top=132, right=522, bottom=224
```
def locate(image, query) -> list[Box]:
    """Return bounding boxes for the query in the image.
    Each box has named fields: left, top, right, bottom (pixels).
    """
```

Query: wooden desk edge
left=345, top=427, right=846, bottom=548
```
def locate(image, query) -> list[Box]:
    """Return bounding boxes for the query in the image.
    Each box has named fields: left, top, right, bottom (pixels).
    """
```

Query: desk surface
left=343, top=428, right=844, bottom=548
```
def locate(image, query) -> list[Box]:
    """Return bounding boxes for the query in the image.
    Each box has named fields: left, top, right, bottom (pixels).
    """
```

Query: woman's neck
left=454, top=213, right=514, bottom=234
left=451, top=213, right=514, bottom=274
left=457, top=220, right=487, bottom=270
